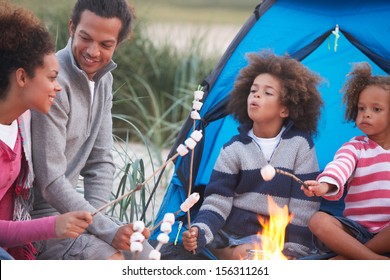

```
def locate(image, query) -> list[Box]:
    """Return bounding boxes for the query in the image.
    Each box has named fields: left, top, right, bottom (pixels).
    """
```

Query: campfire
left=245, top=196, right=293, bottom=260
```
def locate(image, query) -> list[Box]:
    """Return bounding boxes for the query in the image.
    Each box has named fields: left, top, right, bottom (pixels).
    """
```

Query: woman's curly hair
left=227, top=51, right=324, bottom=135
left=342, top=62, right=390, bottom=122
left=0, top=0, right=54, bottom=100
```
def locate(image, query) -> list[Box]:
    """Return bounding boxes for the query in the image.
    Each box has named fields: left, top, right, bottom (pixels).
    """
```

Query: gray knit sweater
left=193, top=122, right=321, bottom=258
left=31, top=39, right=118, bottom=244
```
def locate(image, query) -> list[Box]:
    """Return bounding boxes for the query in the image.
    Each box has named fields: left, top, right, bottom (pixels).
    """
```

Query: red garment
left=0, top=131, right=56, bottom=259
left=0, top=133, right=22, bottom=206
left=319, top=136, right=390, bottom=233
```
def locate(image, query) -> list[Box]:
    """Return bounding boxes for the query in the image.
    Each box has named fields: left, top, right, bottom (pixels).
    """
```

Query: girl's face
left=356, top=85, right=390, bottom=141
left=21, top=53, right=62, bottom=114
left=247, top=73, right=288, bottom=136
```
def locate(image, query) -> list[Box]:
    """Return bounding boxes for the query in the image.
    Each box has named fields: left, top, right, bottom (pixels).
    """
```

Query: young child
left=303, top=62, right=390, bottom=260
left=0, top=1, right=92, bottom=260
left=182, top=51, right=324, bottom=259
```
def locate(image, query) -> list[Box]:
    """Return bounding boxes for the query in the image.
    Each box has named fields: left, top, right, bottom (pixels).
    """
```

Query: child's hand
left=301, top=180, right=333, bottom=197
left=182, top=227, right=198, bottom=251
left=55, top=211, right=93, bottom=239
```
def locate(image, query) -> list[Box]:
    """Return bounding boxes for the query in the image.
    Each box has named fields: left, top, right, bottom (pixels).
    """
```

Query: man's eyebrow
left=78, top=30, right=117, bottom=44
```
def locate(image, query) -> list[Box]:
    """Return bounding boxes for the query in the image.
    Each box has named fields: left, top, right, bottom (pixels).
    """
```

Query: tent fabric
left=150, top=0, right=390, bottom=251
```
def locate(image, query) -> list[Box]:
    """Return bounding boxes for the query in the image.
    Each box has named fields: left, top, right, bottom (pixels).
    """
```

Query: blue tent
left=149, top=0, right=390, bottom=257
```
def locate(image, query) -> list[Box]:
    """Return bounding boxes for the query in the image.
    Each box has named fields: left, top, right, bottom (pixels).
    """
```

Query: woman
left=0, top=1, right=92, bottom=260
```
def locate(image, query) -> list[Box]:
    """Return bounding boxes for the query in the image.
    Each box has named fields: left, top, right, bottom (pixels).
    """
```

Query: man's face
left=69, top=10, right=122, bottom=80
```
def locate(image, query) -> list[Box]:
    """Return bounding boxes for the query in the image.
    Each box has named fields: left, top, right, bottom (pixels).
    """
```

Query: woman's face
left=21, top=53, right=62, bottom=114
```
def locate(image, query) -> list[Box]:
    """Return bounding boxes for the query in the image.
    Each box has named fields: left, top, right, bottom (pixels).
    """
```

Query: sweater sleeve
left=31, top=94, right=118, bottom=245
left=0, top=216, right=56, bottom=248
left=192, top=147, right=237, bottom=249
left=284, top=135, right=321, bottom=258
left=318, top=141, right=358, bottom=201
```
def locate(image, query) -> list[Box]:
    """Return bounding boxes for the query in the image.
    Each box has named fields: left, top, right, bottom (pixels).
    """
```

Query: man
left=31, top=0, right=150, bottom=260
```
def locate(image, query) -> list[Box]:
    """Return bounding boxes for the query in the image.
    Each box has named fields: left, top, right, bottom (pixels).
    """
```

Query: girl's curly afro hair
left=342, top=62, right=390, bottom=122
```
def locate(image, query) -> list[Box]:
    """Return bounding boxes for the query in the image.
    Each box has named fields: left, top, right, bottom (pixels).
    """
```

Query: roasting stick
left=92, top=127, right=204, bottom=216
left=275, top=169, right=309, bottom=189
left=63, top=90, right=205, bottom=259
left=149, top=193, right=200, bottom=259
left=150, top=209, right=182, bottom=232
left=149, top=192, right=201, bottom=232
left=187, top=122, right=196, bottom=244
left=149, top=213, right=175, bottom=260
left=186, top=87, right=204, bottom=254
left=92, top=153, right=180, bottom=216
left=260, top=164, right=309, bottom=189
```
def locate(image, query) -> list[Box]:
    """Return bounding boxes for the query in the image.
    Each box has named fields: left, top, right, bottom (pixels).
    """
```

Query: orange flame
left=251, top=196, right=293, bottom=260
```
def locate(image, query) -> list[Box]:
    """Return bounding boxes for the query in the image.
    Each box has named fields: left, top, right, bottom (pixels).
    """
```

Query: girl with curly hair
left=183, top=51, right=324, bottom=259
left=0, top=1, right=92, bottom=260
left=303, top=62, right=390, bottom=260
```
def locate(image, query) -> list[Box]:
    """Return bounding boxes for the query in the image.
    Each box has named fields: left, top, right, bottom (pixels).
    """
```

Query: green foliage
left=112, top=21, right=216, bottom=148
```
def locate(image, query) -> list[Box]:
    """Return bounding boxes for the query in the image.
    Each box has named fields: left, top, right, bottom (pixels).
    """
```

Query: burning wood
left=246, top=196, right=293, bottom=260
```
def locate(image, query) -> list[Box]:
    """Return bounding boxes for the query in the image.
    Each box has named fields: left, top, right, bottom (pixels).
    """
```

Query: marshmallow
left=260, top=164, right=276, bottom=181
left=130, top=241, right=143, bottom=253
left=176, top=144, right=189, bottom=156
left=130, top=232, right=145, bottom=243
left=184, top=138, right=197, bottom=150
left=160, top=222, right=172, bottom=234
left=190, top=130, right=203, bottom=142
left=190, top=111, right=201, bottom=120
left=180, top=193, right=199, bottom=212
left=149, top=249, right=161, bottom=260
left=163, top=213, right=175, bottom=225
left=192, top=101, right=203, bottom=111
left=187, top=192, right=200, bottom=204
left=133, top=220, right=145, bottom=232
left=180, top=201, right=192, bottom=212
left=194, top=90, right=204, bottom=100
left=157, top=233, right=170, bottom=244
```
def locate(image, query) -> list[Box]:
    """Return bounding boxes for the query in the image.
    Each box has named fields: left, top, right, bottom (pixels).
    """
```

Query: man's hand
left=111, top=223, right=150, bottom=251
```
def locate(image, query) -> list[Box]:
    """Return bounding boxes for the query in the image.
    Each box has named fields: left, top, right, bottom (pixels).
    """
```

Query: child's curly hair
left=227, top=51, right=324, bottom=135
left=0, top=0, right=54, bottom=100
left=342, top=62, right=390, bottom=122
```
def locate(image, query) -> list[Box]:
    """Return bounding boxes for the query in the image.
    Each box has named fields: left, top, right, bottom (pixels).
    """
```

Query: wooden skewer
left=150, top=209, right=182, bottom=232
left=188, top=121, right=196, bottom=254
left=92, top=153, right=180, bottom=216
left=275, top=168, right=309, bottom=189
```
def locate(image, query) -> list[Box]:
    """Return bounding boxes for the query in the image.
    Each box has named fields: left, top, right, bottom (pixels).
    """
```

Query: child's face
left=356, top=85, right=390, bottom=139
left=247, top=74, right=288, bottom=132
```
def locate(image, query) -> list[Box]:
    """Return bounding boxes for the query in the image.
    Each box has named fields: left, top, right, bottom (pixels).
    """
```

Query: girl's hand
left=301, top=180, right=333, bottom=197
left=182, top=227, right=198, bottom=251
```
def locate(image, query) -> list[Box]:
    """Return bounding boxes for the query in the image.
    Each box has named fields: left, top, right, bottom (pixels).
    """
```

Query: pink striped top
left=319, top=136, right=390, bottom=233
